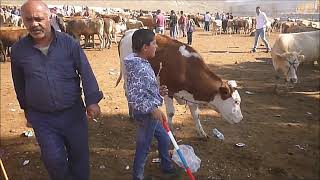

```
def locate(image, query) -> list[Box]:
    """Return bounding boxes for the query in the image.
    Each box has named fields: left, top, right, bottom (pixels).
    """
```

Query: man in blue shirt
left=11, top=1, right=103, bottom=179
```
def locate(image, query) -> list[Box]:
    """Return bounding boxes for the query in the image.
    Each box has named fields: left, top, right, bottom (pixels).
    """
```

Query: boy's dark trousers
left=132, top=111, right=173, bottom=180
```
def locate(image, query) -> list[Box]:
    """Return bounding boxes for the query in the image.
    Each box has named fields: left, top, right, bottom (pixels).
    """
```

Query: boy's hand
left=151, top=108, right=167, bottom=123
left=159, top=85, right=168, bottom=96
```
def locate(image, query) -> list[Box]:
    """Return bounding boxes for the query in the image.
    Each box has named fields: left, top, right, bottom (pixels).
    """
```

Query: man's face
left=21, top=5, right=51, bottom=40
left=256, top=8, right=260, bottom=15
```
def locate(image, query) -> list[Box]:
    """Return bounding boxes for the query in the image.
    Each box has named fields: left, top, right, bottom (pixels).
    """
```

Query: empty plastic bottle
left=212, top=128, right=224, bottom=140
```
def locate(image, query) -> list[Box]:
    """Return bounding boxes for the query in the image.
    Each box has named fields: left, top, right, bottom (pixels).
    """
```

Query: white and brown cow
left=271, top=31, right=320, bottom=86
left=116, top=29, right=243, bottom=137
left=212, top=20, right=222, bottom=35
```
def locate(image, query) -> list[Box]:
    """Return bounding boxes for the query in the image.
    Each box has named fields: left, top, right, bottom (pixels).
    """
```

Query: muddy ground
left=1, top=29, right=319, bottom=180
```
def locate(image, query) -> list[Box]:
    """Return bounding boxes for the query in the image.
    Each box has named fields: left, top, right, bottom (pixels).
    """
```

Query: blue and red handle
left=162, top=121, right=195, bottom=180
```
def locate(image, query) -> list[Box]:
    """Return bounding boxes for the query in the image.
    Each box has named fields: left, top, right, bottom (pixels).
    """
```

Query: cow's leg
left=113, top=32, right=117, bottom=45
left=91, top=35, right=96, bottom=49
left=187, top=103, right=208, bottom=137
left=83, top=35, right=89, bottom=48
left=98, top=33, right=105, bottom=50
left=164, top=96, right=175, bottom=133
left=273, top=74, right=281, bottom=94
left=108, top=34, right=112, bottom=49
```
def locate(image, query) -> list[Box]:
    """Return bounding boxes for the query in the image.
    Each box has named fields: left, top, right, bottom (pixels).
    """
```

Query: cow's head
left=273, top=51, right=304, bottom=83
left=211, top=80, right=243, bottom=124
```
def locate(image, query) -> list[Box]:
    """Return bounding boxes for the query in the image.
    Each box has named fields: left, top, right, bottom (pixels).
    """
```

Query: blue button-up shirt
left=124, top=53, right=163, bottom=114
left=11, top=30, right=103, bottom=112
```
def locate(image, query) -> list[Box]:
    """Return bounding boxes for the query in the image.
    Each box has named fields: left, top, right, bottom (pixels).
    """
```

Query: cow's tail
left=115, top=35, right=124, bottom=87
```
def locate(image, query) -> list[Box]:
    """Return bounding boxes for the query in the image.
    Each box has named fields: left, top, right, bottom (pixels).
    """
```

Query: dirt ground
left=1, top=29, right=319, bottom=180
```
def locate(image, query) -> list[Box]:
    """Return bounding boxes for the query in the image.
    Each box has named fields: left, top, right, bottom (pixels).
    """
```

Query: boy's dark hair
left=132, top=29, right=155, bottom=53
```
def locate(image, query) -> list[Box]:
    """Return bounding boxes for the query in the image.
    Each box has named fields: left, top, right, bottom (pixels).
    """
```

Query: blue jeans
left=26, top=101, right=89, bottom=180
left=253, top=28, right=270, bottom=50
left=187, top=31, right=193, bottom=45
left=156, top=26, right=165, bottom=34
left=170, top=25, right=177, bottom=39
left=132, top=111, right=173, bottom=180
left=204, top=21, right=210, bottom=31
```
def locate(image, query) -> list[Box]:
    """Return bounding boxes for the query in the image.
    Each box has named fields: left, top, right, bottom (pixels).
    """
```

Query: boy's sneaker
left=251, top=49, right=256, bottom=53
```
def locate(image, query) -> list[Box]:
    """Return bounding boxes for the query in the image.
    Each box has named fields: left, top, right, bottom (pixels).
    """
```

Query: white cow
left=271, top=31, right=320, bottom=85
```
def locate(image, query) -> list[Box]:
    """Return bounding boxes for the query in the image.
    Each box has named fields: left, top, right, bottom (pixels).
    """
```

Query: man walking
left=251, top=6, right=271, bottom=53
left=204, top=12, right=211, bottom=31
left=11, top=1, right=103, bottom=179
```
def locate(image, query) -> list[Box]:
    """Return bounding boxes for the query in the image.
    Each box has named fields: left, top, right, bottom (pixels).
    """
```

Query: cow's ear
left=219, top=86, right=231, bottom=100
left=298, top=54, right=304, bottom=61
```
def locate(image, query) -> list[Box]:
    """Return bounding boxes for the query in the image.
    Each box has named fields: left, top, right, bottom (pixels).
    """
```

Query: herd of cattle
left=1, top=5, right=320, bottom=59
left=0, top=5, right=319, bottom=135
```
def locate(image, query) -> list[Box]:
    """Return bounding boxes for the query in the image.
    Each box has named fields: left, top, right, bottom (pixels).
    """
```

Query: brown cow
left=100, top=14, right=123, bottom=23
left=137, top=15, right=155, bottom=30
left=280, top=22, right=297, bottom=33
left=66, top=18, right=105, bottom=49
left=0, top=27, right=28, bottom=62
left=103, top=18, right=116, bottom=49
left=126, top=19, right=144, bottom=30
left=117, top=29, right=243, bottom=137
left=284, top=25, right=318, bottom=33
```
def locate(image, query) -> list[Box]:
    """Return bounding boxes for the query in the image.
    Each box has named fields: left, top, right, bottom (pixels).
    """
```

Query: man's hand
left=86, top=104, right=101, bottom=120
left=159, top=85, right=168, bottom=96
left=151, top=108, right=167, bottom=123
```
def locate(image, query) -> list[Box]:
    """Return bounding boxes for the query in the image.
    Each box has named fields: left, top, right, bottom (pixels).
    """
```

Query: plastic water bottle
left=212, top=128, right=224, bottom=140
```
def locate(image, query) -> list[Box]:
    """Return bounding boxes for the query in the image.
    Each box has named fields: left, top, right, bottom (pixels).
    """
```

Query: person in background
left=50, top=9, right=64, bottom=32
left=82, top=6, right=90, bottom=17
left=186, top=15, right=196, bottom=45
left=251, top=6, right=271, bottom=53
left=169, top=10, right=178, bottom=39
left=215, top=12, right=221, bottom=20
left=204, top=11, right=211, bottom=31
left=155, top=9, right=166, bottom=35
left=11, top=1, right=103, bottom=179
left=178, top=11, right=187, bottom=37
left=11, top=6, right=20, bottom=16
